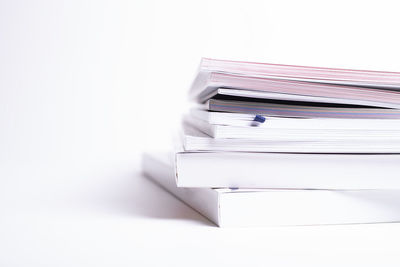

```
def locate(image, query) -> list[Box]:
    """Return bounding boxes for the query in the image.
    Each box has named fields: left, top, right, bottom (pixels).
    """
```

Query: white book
left=182, top=123, right=400, bottom=153
left=142, top=152, right=400, bottom=227
left=175, top=151, right=400, bottom=189
left=185, top=114, right=400, bottom=140
left=191, top=108, right=400, bottom=130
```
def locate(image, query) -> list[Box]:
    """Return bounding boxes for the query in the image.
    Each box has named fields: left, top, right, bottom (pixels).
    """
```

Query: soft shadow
left=95, top=170, right=214, bottom=227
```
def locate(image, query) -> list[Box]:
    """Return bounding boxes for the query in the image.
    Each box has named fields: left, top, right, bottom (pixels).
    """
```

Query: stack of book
left=143, top=58, right=400, bottom=227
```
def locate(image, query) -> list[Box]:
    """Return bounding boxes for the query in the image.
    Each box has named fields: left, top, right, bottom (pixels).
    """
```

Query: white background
left=1, top=0, right=400, bottom=266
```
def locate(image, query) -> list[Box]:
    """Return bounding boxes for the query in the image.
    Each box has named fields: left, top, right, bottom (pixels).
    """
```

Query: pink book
left=189, top=58, right=400, bottom=117
left=200, top=58, right=400, bottom=88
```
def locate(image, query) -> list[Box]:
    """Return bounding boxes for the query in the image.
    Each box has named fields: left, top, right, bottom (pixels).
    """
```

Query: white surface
left=2, top=0, right=400, bottom=266
left=3, top=157, right=400, bottom=266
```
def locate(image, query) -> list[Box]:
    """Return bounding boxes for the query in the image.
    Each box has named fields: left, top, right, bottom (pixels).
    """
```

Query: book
left=181, top=123, right=400, bottom=153
left=204, top=98, right=400, bottom=119
left=193, top=74, right=400, bottom=109
left=184, top=114, right=400, bottom=140
left=193, top=58, right=400, bottom=95
left=200, top=87, right=400, bottom=110
left=190, top=58, right=400, bottom=119
left=143, top=152, right=400, bottom=227
left=175, top=151, right=400, bottom=189
left=190, top=108, right=400, bottom=130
